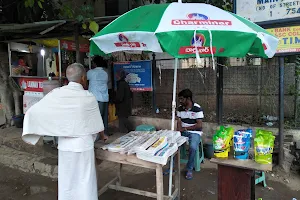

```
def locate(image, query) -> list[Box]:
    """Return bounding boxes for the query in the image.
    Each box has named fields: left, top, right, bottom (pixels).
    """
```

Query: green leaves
left=89, top=21, right=99, bottom=35
left=60, top=4, right=74, bottom=19
left=38, top=1, right=43, bottom=8
left=22, top=0, right=99, bottom=34
left=165, top=0, right=233, bottom=11
left=24, top=0, right=43, bottom=8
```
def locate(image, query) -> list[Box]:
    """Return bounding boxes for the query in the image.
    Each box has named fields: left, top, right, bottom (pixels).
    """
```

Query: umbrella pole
left=169, top=58, right=178, bottom=196
left=171, top=58, right=178, bottom=131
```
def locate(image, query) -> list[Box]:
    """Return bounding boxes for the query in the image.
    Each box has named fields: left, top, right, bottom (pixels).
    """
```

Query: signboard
left=113, top=61, right=152, bottom=92
left=235, top=0, right=300, bottom=23
left=60, top=40, right=89, bottom=53
left=18, top=78, right=47, bottom=92
left=267, top=26, right=300, bottom=53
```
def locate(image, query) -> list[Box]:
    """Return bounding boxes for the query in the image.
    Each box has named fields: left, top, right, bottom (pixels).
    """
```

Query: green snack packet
left=213, top=126, right=233, bottom=151
left=254, top=129, right=275, bottom=164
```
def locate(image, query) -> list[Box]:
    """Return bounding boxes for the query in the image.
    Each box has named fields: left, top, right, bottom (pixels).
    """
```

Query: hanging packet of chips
left=254, top=129, right=275, bottom=164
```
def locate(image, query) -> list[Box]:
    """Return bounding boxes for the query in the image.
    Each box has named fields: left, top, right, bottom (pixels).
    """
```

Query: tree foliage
left=166, top=0, right=233, bottom=11
left=133, top=0, right=233, bottom=11
left=3, top=0, right=99, bottom=34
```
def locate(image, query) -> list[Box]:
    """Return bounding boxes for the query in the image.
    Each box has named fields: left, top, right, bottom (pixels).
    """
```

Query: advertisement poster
left=236, top=0, right=300, bottom=23
left=267, top=26, right=300, bottom=53
left=18, top=78, right=47, bottom=92
left=113, top=60, right=152, bottom=92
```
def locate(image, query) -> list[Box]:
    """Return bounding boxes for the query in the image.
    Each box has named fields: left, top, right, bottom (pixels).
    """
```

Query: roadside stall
left=90, top=1, right=279, bottom=200
left=8, top=41, right=59, bottom=113
left=8, top=37, right=90, bottom=114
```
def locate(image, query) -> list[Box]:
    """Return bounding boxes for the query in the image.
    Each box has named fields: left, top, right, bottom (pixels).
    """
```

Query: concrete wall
left=128, top=116, right=300, bottom=142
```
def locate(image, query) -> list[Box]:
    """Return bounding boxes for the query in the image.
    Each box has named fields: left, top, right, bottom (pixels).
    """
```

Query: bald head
left=66, top=63, right=86, bottom=83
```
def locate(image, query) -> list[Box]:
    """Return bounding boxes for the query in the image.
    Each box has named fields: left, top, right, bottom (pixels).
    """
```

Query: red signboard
left=60, top=40, right=89, bottom=53
left=18, top=78, right=47, bottom=92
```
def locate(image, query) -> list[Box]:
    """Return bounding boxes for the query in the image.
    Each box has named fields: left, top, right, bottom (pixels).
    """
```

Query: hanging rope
left=193, top=27, right=216, bottom=71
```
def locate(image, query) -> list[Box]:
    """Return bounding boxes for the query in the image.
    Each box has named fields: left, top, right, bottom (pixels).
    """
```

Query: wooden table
left=95, top=144, right=181, bottom=200
left=211, top=158, right=272, bottom=200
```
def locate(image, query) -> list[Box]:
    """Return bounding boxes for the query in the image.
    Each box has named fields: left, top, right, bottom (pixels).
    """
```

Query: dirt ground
left=1, top=163, right=299, bottom=200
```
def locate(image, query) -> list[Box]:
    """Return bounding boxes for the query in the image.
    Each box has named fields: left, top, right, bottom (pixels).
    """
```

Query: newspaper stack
left=102, top=130, right=188, bottom=165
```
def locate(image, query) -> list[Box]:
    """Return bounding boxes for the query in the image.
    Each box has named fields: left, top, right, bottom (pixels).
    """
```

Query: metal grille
left=131, top=56, right=296, bottom=127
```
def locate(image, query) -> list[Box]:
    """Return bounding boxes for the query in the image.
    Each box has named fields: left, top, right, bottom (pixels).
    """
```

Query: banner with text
left=113, top=60, right=152, bottom=92
left=236, top=0, right=300, bottom=23
left=18, top=77, right=47, bottom=92
left=60, top=40, right=89, bottom=53
left=267, top=26, right=300, bottom=53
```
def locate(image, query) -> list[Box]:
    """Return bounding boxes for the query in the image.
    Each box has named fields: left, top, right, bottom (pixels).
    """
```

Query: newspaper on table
left=101, top=130, right=188, bottom=165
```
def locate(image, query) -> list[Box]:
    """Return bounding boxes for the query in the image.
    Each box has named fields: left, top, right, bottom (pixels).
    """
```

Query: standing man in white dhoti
left=22, top=63, right=107, bottom=200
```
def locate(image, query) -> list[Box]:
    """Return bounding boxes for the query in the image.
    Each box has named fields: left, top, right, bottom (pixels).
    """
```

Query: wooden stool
left=180, top=137, right=204, bottom=172
left=255, top=171, right=267, bottom=187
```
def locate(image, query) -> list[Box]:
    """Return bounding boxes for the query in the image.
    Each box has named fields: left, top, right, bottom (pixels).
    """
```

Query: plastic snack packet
left=254, top=129, right=275, bottom=164
left=213, top=126, right=234, bottom=158
left=234, top=129, right=252, bottom=160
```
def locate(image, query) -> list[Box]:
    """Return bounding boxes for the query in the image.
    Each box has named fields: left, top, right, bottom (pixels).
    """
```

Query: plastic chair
left=135, top=124, right=156, bottom=131
left=255, top=171, right=267, bottom=187
left=180, top=137, right=204, bottom=172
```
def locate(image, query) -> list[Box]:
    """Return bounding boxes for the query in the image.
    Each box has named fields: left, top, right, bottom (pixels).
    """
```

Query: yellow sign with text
left=267, top=26, right=300, bottom=54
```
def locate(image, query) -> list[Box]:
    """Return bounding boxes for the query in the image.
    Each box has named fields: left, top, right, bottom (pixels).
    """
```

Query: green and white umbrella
left=90, top=1, right=279, bottom=131
left=90, top=3, right=279, bottom=196
left=90, top=2, right=279, bottom=59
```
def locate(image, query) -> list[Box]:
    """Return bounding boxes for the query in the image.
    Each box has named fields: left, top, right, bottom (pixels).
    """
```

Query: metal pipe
left=216, top=59, right=224, bottom=125
left=75, top=25, right=80, bottom=63
left=171, top=58, right=178, bottom=131
left=89, top=55, right=92, bottom=70
left=169, top=58, right=178, bottom=197
left=278, top=57, right=284, bottom=167
left=42, top=56, right=45, bottom=76
left=152, top=53, right=156, bottom=114
left=8, top=43, right=12, bottom=76
left=58, top=40, right=62, bottom=80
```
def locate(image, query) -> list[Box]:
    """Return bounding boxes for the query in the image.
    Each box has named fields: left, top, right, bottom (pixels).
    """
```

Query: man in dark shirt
left=115, top=70, right=133, bottom=133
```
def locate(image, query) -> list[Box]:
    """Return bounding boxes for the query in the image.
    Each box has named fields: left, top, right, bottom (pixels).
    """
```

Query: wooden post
left=117, top=164, right=122, bottom=186
left=175, top=151, right=181, bottom=200
left=156, top=164, right=164, bottom=200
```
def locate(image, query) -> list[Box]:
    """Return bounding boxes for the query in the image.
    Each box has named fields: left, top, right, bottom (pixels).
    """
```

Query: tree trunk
left=0, top=61, right=21, bottom=127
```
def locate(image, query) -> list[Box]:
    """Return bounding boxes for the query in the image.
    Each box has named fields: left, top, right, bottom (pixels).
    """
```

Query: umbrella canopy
left=90, top=2, right=278, bottom=59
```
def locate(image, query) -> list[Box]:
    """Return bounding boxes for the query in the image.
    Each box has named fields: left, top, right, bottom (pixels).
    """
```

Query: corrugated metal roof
left=0, top=20, right=66, bottom=32
left=0, top=16, right=119, bottom=41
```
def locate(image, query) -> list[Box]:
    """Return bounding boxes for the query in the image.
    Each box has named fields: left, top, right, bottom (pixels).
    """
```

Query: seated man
left=177, top=89, right=204, bottom=180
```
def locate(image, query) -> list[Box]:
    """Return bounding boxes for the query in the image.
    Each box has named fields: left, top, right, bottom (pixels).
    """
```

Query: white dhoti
left=58, top=149, right=98, bottom=200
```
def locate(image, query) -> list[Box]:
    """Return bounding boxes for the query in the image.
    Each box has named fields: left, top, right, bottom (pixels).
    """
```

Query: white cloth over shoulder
left=22, top=82, right=104, bottom=145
